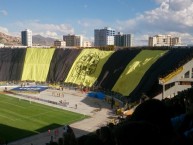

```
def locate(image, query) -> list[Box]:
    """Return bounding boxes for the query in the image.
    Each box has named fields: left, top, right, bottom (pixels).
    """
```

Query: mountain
left=0, top=32, right=21, bottom=45
left=0, top=32, right=56, bottom=46
left=32, top=35, right=56, bottom=46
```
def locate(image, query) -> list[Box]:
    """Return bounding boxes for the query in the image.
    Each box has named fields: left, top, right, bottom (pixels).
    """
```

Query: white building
left=54, top=40, right=66, bottom=48
left=94, top=27, right=115, bottom=47
left=63, top=34, right=83, bottom=47
left=21, top=29, right=32, bottom=47
left=171, top=37, right=181, bottom=46
left=83, top=41, right=92, bottom=47
left=148, top=35, right=181, bottom=47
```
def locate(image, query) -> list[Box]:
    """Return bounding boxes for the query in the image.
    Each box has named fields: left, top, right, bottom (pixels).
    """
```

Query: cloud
left=45, top=31, right=58, bottom=38
left=154, top=0, right=193, bottom=11
left=169, top=0, right=192, bottom=11
left=77, top=19, right=106, bottom=40
left=168, top=31, right=193, bottom=45
left=77, top=19, right=105, bottom=28
left=154, top=0, right=166, bottom=4
left=11, top=20, right=75, bottom=39
left=0, top=10, right=8, bottom=16
left=0, top=26, right=9, bottom=34
left=5, top=19, right=103, bottom=41
left=3, top=0, right=193, bottom=45
left=115, top=0, right=193, bottom=45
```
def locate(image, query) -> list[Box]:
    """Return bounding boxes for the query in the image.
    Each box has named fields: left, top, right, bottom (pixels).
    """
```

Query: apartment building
left=21, top=29, right=32, bottom=47
left=63, top=34, right=83, bottom=47
left=54, top=40, right=66, bottom=48
left=94, top=27, right=115, bottom=47
left=114, top=32, right=134, bottom=47
left=148, top=34, right=181, bottom=46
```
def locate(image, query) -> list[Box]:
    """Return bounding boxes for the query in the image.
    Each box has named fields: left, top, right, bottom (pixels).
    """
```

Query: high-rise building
left=21, top=29, right=32, bottom=47
left=148, top=35, right=181, bottom=46
left=63, top=34, right=83, bottom=47
left=94, top=27, right=115, bottom=47
left=114, top=32, right=134, bottom=47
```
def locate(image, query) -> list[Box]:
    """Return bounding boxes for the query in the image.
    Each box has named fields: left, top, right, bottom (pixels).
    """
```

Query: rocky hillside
left=0, top=32, right=56, bottom=46
left=0, top=32, right=21, bottom=45
left=32, top=35, right=55, bottom=46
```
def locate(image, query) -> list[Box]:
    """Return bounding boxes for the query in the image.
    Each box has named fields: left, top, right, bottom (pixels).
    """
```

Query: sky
left=0, top=0, right=193, bottom=46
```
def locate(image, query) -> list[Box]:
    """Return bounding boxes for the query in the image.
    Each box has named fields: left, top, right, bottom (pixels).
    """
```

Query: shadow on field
left=36, top=123, right=91, bottom=138
left=35, top=123, right=61, bottom=133
left=0, top=124, right=35, bottom=143
left=0, top=122, right=91, bottom=144
left=0, top=123, right=65, bottom=143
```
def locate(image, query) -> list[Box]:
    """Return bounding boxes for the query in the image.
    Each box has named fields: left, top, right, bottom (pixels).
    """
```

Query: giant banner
left=46, top=49, right=82, bottom=82
left=0, top=48, right=12, bottom=81
left=0, top=48, right=26, bottom=81
left=112, top=50, right=166, bottom=96
left=65, top=49, right=114, bottom=87
left=9, top=49, right=27, bottom=81
left=94, top=49, right=141, bottom=90
left=21, top=48, right=55, bottom=82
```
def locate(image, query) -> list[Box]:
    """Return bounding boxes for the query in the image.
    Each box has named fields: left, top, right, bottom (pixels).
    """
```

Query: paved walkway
left=0, top=86, right=115, bottom=145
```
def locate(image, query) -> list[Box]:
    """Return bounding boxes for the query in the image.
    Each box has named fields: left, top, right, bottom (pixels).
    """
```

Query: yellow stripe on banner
left=65, top=49, right=114, bottom=87
left=21, top=48, right=55, bottom=82
left=112, top=50, right=167, bottom=96
left=160, top=66, right=183, bottom=83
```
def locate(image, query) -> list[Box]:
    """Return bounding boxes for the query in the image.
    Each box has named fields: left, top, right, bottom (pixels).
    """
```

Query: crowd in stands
left=43, top=87, right=193, bottom=145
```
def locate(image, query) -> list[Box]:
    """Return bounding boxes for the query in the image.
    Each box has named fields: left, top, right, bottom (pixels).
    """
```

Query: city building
left=171, top=37, right=181, bottom=46
left=54, top=40, right=66, bottom=48
left=82, top=41, right=92, bottom=47
left=148, top=34, right=181, bottom=47
left=94, top=27, right=115, bottom=47
left=21, top=29, right=32, bottom=47
left=114, top=32, right=134, bottom=47
left=63, top=34, right=83, bottom=47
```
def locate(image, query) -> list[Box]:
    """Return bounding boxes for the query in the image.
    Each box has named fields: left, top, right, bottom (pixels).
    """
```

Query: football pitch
left=0, top=94, right=88, bottom=142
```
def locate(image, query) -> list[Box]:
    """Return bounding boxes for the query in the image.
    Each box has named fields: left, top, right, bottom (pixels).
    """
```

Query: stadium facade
left=1, top=47, right=193, bottom=103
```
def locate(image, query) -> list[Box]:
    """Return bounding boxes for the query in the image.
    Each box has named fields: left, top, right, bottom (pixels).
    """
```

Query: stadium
left=1, top=47, right=193, bottom=145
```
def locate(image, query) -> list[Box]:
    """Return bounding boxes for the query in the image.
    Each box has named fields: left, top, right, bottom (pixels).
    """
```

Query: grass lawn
left=0, top=94, right=88, bottom=142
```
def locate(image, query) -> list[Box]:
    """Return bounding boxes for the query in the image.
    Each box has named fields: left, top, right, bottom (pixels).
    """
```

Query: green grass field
left=0, top=94, right=88, bottom=142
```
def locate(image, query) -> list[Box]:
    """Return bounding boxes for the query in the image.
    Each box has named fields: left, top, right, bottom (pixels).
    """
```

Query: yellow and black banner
left=21, top=48, right=55, bottom=82
left=65, top=49, right=114, bottom=87
left=112, top=50, right=166, bottom=96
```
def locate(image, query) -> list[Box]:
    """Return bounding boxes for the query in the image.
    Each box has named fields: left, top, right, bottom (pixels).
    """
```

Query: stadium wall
left=1, top=47, right=193, bottom=102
